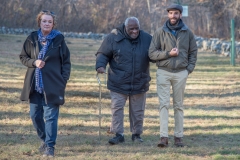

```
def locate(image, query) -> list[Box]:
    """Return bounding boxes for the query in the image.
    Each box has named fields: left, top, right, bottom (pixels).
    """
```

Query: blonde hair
left=36, top=10, right=57, bottom=28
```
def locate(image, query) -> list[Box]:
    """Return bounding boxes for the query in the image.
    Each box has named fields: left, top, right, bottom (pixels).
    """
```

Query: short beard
left=170, top=18, right=180, bottom=26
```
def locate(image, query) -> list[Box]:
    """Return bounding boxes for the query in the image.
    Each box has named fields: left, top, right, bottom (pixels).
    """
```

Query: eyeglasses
left=41, top=10, right=55, bottom=15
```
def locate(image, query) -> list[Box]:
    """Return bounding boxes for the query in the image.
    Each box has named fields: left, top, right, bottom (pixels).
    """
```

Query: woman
left=19, top=10, right=71, bottom=157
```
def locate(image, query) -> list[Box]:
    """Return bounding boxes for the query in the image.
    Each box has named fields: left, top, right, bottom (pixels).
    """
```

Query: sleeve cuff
left=28, top=59, right=36, bottom=67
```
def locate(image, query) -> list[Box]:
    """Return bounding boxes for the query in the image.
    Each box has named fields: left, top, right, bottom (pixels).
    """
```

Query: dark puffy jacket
left=19, top=31, right=71, bottom=105
left=95, top=24, right=152, bottom=95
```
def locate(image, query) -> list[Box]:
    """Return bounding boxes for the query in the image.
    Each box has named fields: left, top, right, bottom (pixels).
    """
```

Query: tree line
left=0, top=0, right=239, bottom=40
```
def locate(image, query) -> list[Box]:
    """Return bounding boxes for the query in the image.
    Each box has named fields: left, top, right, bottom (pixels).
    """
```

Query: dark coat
left=95, top=24, right=152, bottom=95
left=19, top=31, right=71, bottom=105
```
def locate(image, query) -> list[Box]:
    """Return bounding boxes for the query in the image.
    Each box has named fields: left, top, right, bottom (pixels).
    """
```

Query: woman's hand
left=34, top=60, right=45, bottom=69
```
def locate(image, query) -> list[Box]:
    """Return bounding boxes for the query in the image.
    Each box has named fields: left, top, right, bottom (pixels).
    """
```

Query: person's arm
left=95, top=35, right=113, bottom=73
left=186, top=32, right=198, bottom=74
left=19, top=39, right=36, bottom=68
left=148, top=29, right=171, bottom=61
left=19, top=37, right=47, bottom=69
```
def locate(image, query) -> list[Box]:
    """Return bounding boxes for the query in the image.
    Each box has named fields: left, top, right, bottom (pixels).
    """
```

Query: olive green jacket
left=148, top=21, right=197, bottom=73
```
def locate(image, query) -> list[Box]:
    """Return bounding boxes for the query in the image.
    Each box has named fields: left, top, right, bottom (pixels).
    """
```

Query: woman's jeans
left=29, top=92, right=59, bottom=148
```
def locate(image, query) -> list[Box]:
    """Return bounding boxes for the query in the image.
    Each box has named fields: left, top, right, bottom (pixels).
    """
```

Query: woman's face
left=40, top=14, right=54, bottom=35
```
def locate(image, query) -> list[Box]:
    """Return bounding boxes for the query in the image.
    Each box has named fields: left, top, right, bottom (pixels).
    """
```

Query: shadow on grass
left=1, top=123, right=240, bottom=146
left=59, top=112, right=111, bottom=119
left=1, top=110, right=240, bottom=158
left=146, top=91, right=240, bottom=98
left=194, top=67, right=240, bottom=72
left=1, top=128, right=240, bottom=158
left=187, top=105, right=240, bottom=111
left=2, top=85, right=238, bottom=103
left=185, top=114, right=240, bottom=120
left=143, top=112, right=240, bottom=122
left=0, top=73, right=21, bottom=77
left=66, top=90, right=110, bottom=99
left=0, top=86, right=22, bottom=93
left=184, top=124, right=240, bottom=131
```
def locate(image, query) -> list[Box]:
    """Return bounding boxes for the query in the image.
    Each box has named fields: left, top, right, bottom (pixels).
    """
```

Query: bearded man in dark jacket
left=95, top=17, right=152, bottom=144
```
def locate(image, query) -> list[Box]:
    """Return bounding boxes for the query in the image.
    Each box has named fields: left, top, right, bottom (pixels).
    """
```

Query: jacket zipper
left=42, top=42, right=57, bottom=104
left=130, top=44, right=136, bottom=94
left=43, top=90, right=48, bottom=105
left=43, top=44, right=52, bottom=59
left=42, top=43, right=53, bottom=105
left=172, top=33, right=177, bottom=69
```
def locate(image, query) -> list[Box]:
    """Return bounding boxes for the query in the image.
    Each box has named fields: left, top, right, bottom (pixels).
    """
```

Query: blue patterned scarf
left=35, top=29, right=61, bottom=93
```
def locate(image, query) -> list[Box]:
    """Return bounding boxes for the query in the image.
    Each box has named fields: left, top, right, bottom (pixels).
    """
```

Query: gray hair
left=124, top=17, right=140, bottom=28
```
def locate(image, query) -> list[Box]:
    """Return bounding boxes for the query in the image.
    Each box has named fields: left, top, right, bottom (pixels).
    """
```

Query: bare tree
left=0, top=0, right=239, bottom=40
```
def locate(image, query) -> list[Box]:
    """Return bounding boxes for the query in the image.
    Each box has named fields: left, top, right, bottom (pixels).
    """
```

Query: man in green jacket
left=148, top=4, right=197, bottom=147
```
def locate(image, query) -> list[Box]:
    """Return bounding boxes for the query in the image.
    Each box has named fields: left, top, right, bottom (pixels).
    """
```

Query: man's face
left=168, top=9, right=182, bottom=25
left=125, top=20, right=140, bottom=39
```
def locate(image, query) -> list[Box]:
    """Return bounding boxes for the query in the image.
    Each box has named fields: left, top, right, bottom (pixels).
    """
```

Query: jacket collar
left=162, top=19, right=188, bottom=33
left=29, top=31, right=63, bottom=47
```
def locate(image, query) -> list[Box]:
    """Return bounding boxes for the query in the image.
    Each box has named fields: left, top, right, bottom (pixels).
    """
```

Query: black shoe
left=43, top=147, right=54, bottom=157
left=132, top=134, right=143, bottom=142
left=108, top=133, right=125, bottom=144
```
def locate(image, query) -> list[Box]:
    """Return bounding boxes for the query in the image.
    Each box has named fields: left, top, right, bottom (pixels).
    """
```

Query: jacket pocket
left=175, top=52, right=188, bottom=69
left=108, top=69, right=128, bottom=84
left=133, top=72, right=151, bottom=91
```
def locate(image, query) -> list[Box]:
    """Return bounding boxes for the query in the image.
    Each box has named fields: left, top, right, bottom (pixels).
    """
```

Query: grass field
left=0, top=34, right=240, bottom=160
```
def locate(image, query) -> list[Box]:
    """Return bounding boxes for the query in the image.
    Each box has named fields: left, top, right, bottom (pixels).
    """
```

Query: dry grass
left=0, top=34, right=240, bottom=160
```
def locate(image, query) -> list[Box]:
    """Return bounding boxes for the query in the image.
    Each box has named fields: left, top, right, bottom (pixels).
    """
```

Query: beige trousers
left=156, top=69, right=188, bottom=138
left=110, top=91, right=146, bottom=134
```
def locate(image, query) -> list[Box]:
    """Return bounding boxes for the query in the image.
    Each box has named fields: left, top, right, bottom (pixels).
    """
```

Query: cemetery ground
left=0, top=34, right=240, bottom=160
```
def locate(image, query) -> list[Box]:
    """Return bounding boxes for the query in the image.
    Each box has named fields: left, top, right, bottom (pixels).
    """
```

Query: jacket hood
left=115, top=23, right=140, bottom=42
left=116, top=23, right=125, bottom=35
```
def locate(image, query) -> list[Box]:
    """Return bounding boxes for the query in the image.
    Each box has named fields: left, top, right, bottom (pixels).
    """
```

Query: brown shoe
left=157, top=137, right=168, bottom=147
left=174, top=136, right=184, bottom=147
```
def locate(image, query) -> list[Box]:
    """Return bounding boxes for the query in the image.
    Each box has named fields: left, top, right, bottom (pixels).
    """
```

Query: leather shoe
left=174, top=136, right=184, bottom=147
left=157, top=137, right=168, bottom=147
